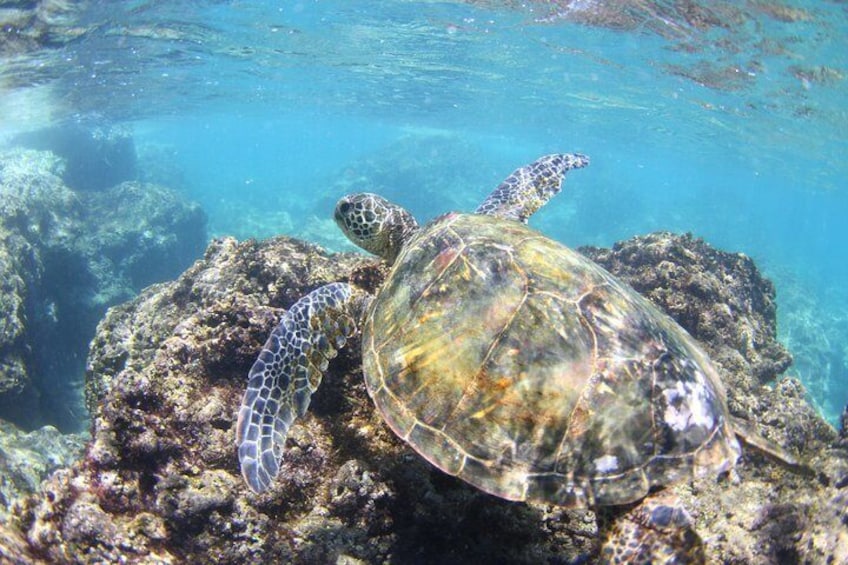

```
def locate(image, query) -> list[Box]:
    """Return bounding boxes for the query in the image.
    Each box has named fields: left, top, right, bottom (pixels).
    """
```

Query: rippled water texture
left=1, top=0, right=846, bottom=424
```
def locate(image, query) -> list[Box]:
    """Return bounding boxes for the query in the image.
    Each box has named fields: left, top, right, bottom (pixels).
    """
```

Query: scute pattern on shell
left=363, top=212, right=741, bottom=507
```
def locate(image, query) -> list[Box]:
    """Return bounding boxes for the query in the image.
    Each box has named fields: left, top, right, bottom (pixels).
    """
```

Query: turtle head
left=334, top=193, right=419, bottom=265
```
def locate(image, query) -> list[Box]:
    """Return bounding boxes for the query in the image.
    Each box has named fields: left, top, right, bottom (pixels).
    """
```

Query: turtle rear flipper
left=475, top=153, right=589, bottom=222
left=730, top=415, right=815, bottom=477
left=236, top=282, right=369, bottom=493
left=599, top=491, right=706, bottom=565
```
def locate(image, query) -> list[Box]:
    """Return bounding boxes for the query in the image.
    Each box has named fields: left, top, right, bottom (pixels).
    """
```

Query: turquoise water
left=1, top=1, right=846, bottom=424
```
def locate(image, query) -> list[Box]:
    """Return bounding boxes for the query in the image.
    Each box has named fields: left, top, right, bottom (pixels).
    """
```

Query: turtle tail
left=236, top=282, right=368, bottom=493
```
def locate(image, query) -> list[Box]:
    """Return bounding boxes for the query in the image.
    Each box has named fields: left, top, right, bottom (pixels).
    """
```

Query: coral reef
left=2, top=232, right=845, bottom=563
left=0, top=148, right=206, bottom=431
left=0, top=417, right=85, bottom=564
left=0, top=241, right=28, bottom=397
left=78, top=181, right=208, bottom=291
left=841, top=406, right=848, bottom=448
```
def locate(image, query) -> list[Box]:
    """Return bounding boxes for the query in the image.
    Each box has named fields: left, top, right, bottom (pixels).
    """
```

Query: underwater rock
left=0, top=242, right=29, bottom=397
left=0, top=419, right=86, bottom=522
left=7, top=232, right=847, bottom=563
left=581, top=232, right=792, bottom=386
left=0, top=417, right=85, bottom=564
left=0, top=148, right=206, bottom=431
left=579, top=233, right=841, bottom=459
left=12, top=123, right=137, bottom=192
left=76, top=180, right=208, bottom=292
left=0, top=149, right=83, bottom=404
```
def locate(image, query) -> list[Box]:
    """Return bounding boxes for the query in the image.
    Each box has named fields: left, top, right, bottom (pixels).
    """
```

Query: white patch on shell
left=594, top=454, right=619, bottom=473
left=661, top=369, right=715, bottom=432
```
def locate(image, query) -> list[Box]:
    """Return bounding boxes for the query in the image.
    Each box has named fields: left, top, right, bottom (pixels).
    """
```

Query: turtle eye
left=335, top=201, right=352, bottom=225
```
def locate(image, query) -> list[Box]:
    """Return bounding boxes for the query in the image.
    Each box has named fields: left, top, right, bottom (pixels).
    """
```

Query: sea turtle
left=236, top=154, right=780, bottom=562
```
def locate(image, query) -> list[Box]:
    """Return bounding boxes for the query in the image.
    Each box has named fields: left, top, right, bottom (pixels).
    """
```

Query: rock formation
left=0, top=148, right=206, bottom=431
left=0, top=232, right=844, bottom=564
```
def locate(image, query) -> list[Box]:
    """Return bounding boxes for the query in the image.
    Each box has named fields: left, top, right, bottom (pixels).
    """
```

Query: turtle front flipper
left=236, top=282, right=370, bottom=493
left=475, top=153, right=589, bottom=222
left=599, top=491, right=705, bottom=565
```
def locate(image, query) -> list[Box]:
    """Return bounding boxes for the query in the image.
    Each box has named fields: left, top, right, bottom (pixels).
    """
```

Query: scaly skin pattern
left=598, top=492, right=705, bottom=564
left=334, top=192, right=419, bottom=265
left=475, top=153, right=589, bottom=222
left=236, top=282, right=368, bottom=493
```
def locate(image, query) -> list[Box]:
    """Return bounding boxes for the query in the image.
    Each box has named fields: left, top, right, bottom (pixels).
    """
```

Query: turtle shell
left=362, top=212, right=741, bottom=507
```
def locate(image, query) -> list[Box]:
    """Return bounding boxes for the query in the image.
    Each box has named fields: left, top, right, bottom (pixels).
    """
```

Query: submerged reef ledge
left=1, top=233, right=846, bottom=564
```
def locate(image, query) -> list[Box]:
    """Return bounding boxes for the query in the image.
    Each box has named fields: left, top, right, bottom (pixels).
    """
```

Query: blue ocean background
left=1, top=1, right=846, bottom=425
